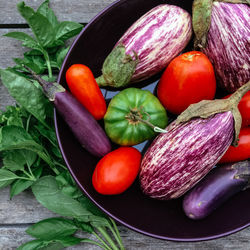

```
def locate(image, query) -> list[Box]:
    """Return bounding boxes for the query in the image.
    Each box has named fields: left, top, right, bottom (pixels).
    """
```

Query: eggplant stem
left=22, top=65, right=65, bottom=101
left=229, top=80, right=250, bottom=105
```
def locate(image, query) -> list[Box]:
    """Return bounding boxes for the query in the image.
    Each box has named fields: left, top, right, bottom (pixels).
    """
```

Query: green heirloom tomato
left=104, top=88, right=168, bottom=146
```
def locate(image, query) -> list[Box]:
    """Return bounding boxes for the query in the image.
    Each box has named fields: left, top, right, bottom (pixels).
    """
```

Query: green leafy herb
left=0, top=0, right=124, bottom=249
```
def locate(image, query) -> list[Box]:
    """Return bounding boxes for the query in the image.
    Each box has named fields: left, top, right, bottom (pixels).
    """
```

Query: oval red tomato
left=66, top=64, right=106, bottom=120
left=224, top=91, right=250, bottom=127
left=219, top=127, right=250, bottom=164
left=92, top=147, right=141, bottom=195
left=157, top=51, right=216, bottom=115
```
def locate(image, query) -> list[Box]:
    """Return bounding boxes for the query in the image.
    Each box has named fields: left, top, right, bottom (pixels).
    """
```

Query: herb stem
left=93, top=231, right=112, bottom=250
left=81, top=238, right=107, bottom=249
left=109, top=219, right=124, bottom=250
left=43, top=51, right=53, bottom=79
left=21, top=169, right=34, bottom=180
left=54, top=161, right=67, bottom=170
left=27, top=162, right=36, bottom=180
left=97, top=227, right=119, bottom=250
left=25, top=114, right=32, bottom=132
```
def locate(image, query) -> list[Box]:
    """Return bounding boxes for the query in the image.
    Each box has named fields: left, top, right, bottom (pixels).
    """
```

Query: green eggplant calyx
left=96, top=43, right=139, bottom=88
left=176, top=80, right=250, bottom=146
left=125, top=107, right=167, bottom=133
left=215, top=0, right=250, bottom=4
left=192, top=0, right=213, bottom=49
left=192, top=0, right=249, bottom=49
left=23, top=65, right=65, bottom=101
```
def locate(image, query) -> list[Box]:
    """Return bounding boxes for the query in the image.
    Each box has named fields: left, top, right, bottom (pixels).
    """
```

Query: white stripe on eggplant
left=117, top=4, right=192, bottom=82
left=140, top=112, right=234, bottom=200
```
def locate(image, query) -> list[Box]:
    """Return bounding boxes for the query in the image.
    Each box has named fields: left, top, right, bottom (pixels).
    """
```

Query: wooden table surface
left=0, top=1, right=250, bottom=249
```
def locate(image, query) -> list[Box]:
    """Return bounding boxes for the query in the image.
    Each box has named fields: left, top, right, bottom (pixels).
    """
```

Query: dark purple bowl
left=55, top=0, right=250, bottom=241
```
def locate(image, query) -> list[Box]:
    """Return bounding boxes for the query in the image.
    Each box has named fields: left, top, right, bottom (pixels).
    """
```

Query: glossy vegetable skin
left=219, top=127, right=250, bottom=164
left=157, top=51, right=216, bottom=115
left=183, top=161, right=250, bottom=220
left=193, top=1, right=250, bottom=93
left=66, top=64, right=106, bottom=120
left=96, top=4, right=192, bottom=88
left=224, top=91, right=250, bottom=127
left=25, top=67, right=111, bottom=157
left=140, top=111, right=234, bottom=200
left=104, top=88, right=168, bottom=146
left=92, top=147, right=141, bottom=195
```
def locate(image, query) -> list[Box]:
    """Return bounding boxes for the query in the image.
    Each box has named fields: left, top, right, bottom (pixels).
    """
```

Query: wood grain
left=0, top=0, right=114, bottom=24
left=1, top=0, right=250, bottom=249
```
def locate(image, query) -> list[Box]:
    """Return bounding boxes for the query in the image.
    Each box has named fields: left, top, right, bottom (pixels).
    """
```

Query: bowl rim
left=54, top=0, right=250, bottom=242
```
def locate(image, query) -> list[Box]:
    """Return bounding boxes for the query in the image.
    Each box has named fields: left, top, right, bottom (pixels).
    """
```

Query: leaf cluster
left=0, top=0, right=124, bottom=249
left=4, top=0, right=83, bottom=79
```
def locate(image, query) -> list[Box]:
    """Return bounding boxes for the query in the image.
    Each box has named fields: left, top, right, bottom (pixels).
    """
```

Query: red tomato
left=157, top=51, right=216, bottom=115
left=66, top=64, right=106, bottom=120
left=224, top=91, right=250, bottom=127
left=92, top=147, right=141, bottom=195
left=219, top=127, right=250, bottom=163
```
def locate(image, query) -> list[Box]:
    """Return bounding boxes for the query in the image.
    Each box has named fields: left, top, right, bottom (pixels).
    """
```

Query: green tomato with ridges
left=104, top=88, right=168, bottom=146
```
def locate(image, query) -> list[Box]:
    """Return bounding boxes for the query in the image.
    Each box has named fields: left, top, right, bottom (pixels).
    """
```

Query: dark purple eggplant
left=140, top=81, right=250, bottom=200
left=183, top=161, right=250, bottom=220
left=26, top=67, right=111, bottom=158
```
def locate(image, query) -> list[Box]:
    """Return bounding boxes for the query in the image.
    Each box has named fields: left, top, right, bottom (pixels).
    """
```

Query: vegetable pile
left=0, top=0, right=250, bottom=248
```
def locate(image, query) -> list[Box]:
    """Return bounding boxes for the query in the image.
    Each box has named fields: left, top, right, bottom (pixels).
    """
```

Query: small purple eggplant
left=25, top=67, right=111, bottom=158
left=183, top=161, right=250, bottom=220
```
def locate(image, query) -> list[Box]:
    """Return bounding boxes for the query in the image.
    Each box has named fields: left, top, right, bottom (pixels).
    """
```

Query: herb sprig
left=0, top=1, right=124, bottom=249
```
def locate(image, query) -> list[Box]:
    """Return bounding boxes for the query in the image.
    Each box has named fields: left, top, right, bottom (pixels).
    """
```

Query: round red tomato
left=92, top=147, right=141, bottom=195
left=157, top=51, right=216, bottom=115
left=224, top=91, right=250, bottom=127
left=219, top=127, right=250, bottom=164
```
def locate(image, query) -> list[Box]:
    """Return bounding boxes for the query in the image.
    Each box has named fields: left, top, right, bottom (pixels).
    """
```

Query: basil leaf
left=17, top=1, right=35, bottom=22
left=26, top=217, right=78, bottom=240
left=0, top=169, right=19, bottom=182
left=56, top=46, right=69, bottom=69
left=0, top=126, right=54, bottom=168
left=37, top=0, right=59, bottom=28
left=56, top=236, right=82, bottom=247
left=89, top=215, right=111, bottom=229
left=55, top=21, right=83, bottom=42
left=0, top=179, right=13, bottom=190
left=3, top=149, right=36, bottom=171
left=0, top=106, right=24, bottom=127
left=10, top=179, right=34, bottom=198
left=17, top=2, right=55, bottom=48
left=32, top=176, right=93, bottom=221
left=28, top=12, right=55, bottom=48
left=0, top=126, right=44, bottom=152
left=34, top=124, right=58, bottom=147
left=39, top=242, right=64, bottom=250
left=79, top=196, right=107, bottom=218
left=0, top=69, right=49, bottom=126
left=14, top=55, right=46, bottom=75
left=76, top=221, right=94, bottom=234
left=3, top=32, right=39, bottom=50
left=17, top=239, right=45, bottom=250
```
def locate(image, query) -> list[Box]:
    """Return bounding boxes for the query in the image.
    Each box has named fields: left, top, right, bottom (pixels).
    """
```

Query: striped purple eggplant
left=139, top=81, right=250, bottom=200
left=96, top=4, right=192, bottom=88
left=193, top=0, right=250, bottom=93
left=140, top=112, right=234, bottom=200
